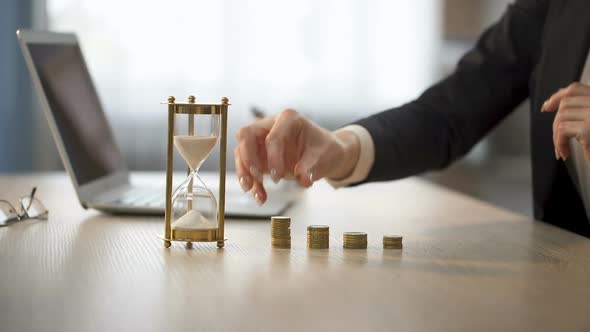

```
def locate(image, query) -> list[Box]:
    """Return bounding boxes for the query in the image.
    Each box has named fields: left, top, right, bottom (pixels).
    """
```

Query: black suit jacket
left=353, top=0, right=590, bottom=237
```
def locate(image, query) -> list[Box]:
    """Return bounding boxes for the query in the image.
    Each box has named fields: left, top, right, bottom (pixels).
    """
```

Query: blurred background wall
left=0, top=0, right=532, bottom=215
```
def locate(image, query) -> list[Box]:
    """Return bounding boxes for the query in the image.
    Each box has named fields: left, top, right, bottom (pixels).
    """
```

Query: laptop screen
left=27, top=43, right=125, bottom=185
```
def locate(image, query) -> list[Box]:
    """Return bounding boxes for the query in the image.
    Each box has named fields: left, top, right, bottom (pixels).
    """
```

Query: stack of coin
left=343, top=232, right=368, bottom=249
left=307, top=225, right=329, bottom=249
left=383, top=235, right=403, bottom=249
left=271, top=216, right=291, bottom=249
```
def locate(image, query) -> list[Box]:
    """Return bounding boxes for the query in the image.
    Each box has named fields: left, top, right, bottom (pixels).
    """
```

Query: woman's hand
left=543, top=82, right=590, bottom=164
left=234, top=109, right=360, bottom=204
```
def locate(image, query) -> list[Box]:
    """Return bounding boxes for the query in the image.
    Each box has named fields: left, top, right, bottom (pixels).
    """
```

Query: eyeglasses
left=0, top=187, right=49, bottom=227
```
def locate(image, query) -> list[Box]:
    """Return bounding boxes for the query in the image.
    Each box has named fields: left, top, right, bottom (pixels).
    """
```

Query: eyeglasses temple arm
left=23, top=187, right=37, bottom=214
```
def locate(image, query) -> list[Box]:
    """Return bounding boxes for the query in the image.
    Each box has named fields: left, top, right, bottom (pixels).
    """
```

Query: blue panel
left=0, top=0, right=33, bottom=172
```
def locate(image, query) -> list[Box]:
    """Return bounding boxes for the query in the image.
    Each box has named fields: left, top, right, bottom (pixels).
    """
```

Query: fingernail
left=542, top=101, right=547, bottom=112
left=239, top=176, right=250, bottom=192
left=249, top=166, right=262, bottom=181
left=254, top=192, right=263, bottom=205
left=555, top=150, right=560, bottom=160
left=309, top=172, right=314, bottom=183
left=270, top=168, right=280, bottom=184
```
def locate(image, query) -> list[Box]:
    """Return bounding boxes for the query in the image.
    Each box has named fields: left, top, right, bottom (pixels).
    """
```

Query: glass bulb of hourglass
left=174, top=135, right=217, bottom=171
left=171, top=135, right=219, bottom=232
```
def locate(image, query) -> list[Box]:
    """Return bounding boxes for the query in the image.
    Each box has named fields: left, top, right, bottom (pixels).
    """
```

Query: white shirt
left=326, top=125, right=375, bottom=188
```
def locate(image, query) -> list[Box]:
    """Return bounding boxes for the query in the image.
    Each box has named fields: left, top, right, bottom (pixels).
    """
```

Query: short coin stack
left=307, top=225, right=330, bottom=249
left=343, top=232, right=368, bottom=249
left=271, top=216, right=291, bottom=249
left=383, top=235, right=403, bottom=249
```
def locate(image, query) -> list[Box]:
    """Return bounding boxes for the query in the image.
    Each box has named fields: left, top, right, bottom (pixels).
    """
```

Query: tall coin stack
left=307, top=225, right=330, bottom=249
left=343, top=232, right=368, bottom=249
left=271, top=216, right=291, bottom=249
left=383, top=235, right=403, bottom=249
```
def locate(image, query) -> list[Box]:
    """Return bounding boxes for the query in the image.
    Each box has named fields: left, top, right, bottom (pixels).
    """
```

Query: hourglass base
left=161, top=234, right=226, bottom=248
left=172, top=228, right=218, bottom=242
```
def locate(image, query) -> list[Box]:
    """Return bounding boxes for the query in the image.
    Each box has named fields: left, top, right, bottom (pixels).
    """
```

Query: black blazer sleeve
left=353, top=0, right=548, bottom=183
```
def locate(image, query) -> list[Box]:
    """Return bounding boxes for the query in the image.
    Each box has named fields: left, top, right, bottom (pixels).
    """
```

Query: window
left=47, top=0, right=441, bottom=170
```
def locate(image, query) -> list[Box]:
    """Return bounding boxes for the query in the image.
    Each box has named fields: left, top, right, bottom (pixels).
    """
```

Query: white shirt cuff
left=326, top=125, right=375, bottom=188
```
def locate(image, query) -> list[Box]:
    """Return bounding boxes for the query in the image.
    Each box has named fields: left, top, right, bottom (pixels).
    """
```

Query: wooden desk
left=1, top=173, right=589, bottom=331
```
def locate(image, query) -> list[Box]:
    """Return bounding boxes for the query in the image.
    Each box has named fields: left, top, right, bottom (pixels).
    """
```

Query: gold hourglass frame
left=162, top=95, right=229, bottom=248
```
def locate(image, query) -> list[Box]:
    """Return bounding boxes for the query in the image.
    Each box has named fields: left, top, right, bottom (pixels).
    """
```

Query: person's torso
left=528, top=0, right=590, bottom=236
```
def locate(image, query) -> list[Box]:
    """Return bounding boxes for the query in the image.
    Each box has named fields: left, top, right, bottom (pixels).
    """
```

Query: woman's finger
left=553, top=106, right=590, bottom=159
left=293, top=146, right=324, bottom=188
left=236, top=126, right=267, bottom=182
left=251, top=180, right=267, bottom=205
left=543, top=82, right=590, bottom=112
left=234, top=147, right=253, bottom=192
left=558, top=96, right=590, bottom=109
left=555, top=121, right=584, bottom=160
left=265, top=109, right=302, bottom=183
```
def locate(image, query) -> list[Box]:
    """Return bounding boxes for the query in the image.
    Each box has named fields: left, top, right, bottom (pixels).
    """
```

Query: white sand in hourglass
left=173, top=135, right=218, bottom=170
left=172, top=135, right=218, bottom=230
left=173, top=210, right=216, bottom=230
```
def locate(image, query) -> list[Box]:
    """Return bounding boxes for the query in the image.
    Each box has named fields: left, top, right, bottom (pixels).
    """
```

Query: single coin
left=383, top=235, right=402, bottom=242
left=308, top=225, right=329, bottom=230
left=271, top=216, right=291, bottom=220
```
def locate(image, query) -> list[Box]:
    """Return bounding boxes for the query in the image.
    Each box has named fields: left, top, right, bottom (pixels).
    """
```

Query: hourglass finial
left=168, top=96, right=176, bottom=103
left=221, top=97, right=229, bottom=105
left=188, top=95, right=196, bottom=103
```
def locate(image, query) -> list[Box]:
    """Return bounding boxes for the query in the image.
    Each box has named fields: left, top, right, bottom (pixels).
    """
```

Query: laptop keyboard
left=104, top=183, right=296, bottom=217
left=109, top=187, right=165, bottom=208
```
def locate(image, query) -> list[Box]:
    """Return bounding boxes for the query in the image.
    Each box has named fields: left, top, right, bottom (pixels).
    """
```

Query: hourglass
left=162, top=95, right=229, bottom=248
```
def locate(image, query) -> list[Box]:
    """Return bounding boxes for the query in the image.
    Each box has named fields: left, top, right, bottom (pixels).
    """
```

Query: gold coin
left=273, top=245, right=292, bottom=249
left=271, top=224, right=290, bottom=229
left=383, top=235, right=402, bottom=244
left=271, top=230, right=291, bottom=235
left=272, top=240, right=292, bottom=245
left=272, top=237, right=291, bottom=241
left=271, top=216, right=291, bottom=221
left=308, top=225, right=329, bottom=231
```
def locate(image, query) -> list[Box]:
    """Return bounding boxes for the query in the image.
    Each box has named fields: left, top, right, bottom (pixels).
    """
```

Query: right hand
left=235, top=109, right=360, bottom=204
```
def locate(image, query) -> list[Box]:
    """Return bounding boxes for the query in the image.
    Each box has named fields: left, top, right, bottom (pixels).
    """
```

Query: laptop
left=16, top=29, right=298, bottom=217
